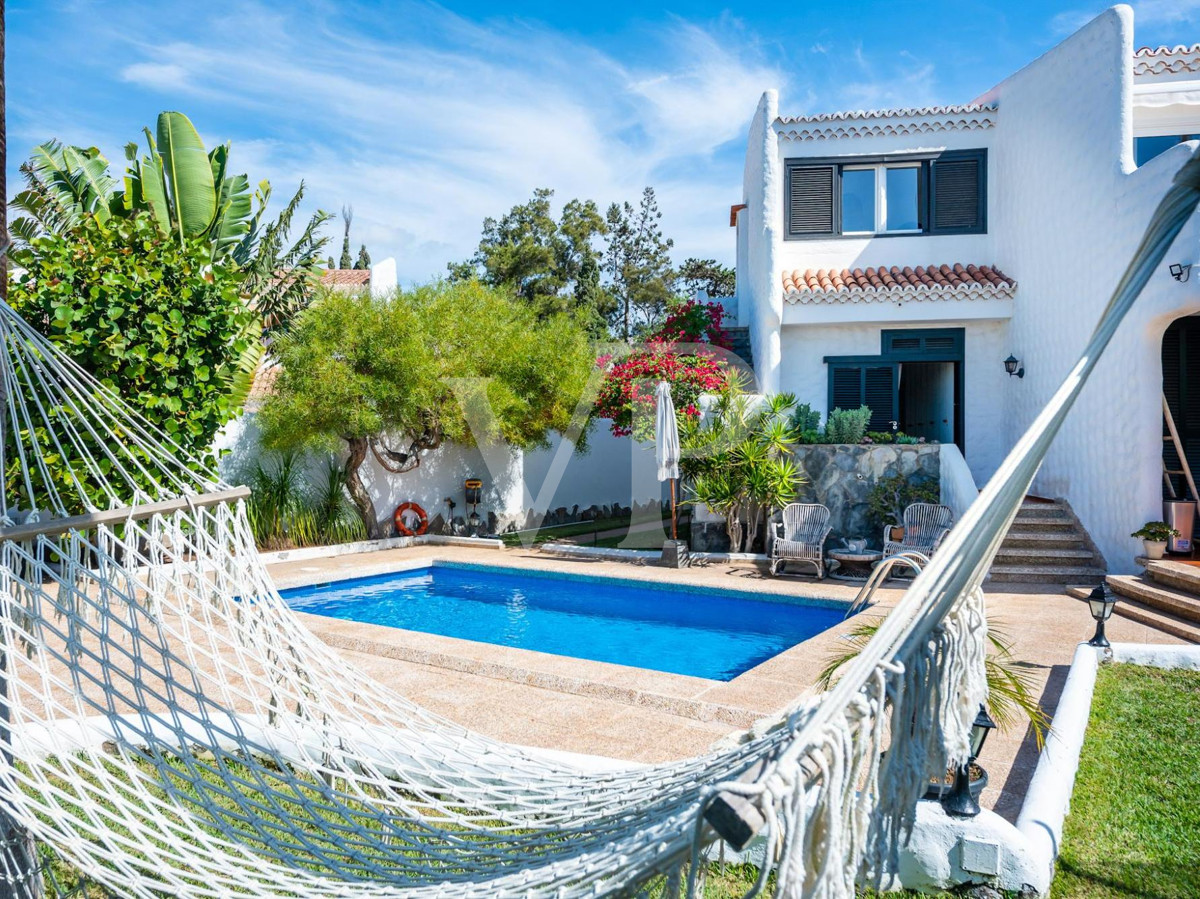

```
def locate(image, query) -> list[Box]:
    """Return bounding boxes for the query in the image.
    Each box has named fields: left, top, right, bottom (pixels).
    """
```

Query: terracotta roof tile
left=781, top=263, right=1016, bottom=305
left=321, top=269, right=371, bottom=287
left=775, top=103, right=995, bottom=126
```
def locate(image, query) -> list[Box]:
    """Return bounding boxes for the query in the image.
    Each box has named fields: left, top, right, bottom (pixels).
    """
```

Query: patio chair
left=769, top=503, right=832, bottom=578
left=883, top=502, right=954, bottom=558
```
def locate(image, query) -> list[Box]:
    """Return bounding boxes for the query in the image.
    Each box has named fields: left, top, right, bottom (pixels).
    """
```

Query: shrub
left=824, top=406, right=872, bottom=444
left=867, top=474, right=940, bottom=529
left=791, top=403, right=821, bottom=434
left=594, top=342, right=730, bottom=439
left=8, top=212, right=256, bottom=509
left=650, top=298, right=731, bottom=348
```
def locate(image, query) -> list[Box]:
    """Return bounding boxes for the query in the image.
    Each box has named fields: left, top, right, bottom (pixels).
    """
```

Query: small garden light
left=1003, top=355, right=1025, bottom=378
left=1086, top=583, right=1118, bottom=648
left=941, top=703, right=996, bottom=819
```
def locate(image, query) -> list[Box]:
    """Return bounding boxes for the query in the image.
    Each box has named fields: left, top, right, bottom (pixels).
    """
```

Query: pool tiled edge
left=279, top=547, right=867, bottom=728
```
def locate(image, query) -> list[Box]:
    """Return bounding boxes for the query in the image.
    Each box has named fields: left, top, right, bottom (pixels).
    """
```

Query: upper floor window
left=1136, top=134, right=1200, bottom=167
left=786, top=149, right=987, bottom=239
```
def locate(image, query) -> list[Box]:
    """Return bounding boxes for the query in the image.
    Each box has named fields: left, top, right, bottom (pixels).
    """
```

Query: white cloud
left=119, top=62, right=193, bottom=92
left=67, top=2, right=789, bottom=282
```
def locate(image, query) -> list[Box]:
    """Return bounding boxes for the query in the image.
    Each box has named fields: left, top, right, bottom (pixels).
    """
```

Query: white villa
left=728, top=5, right=1200, bottom=575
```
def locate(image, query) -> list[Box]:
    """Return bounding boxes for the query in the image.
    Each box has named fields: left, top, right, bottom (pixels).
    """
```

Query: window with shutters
left=785, top=150, right=986, bottom=239
left=826, top=361, right=899, bottom=432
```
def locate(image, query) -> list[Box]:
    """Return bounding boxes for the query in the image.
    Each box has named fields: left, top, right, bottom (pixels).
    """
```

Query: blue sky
left=8, top=0, right=1200, bottom=282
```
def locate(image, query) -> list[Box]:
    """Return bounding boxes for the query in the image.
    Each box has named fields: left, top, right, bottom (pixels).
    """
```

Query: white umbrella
left=655, top=380, right=681, bottom=540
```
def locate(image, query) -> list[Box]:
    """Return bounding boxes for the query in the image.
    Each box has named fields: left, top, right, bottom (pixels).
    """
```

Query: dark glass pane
left=841, top=169, right=875, bottom=232
left=1136, top=135, right=1183, bottom=167
left=885, top=167, right=920, bottom=231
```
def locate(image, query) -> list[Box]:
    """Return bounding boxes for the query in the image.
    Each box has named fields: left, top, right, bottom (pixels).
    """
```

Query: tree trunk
left=343, top=437, right=382, bottom=539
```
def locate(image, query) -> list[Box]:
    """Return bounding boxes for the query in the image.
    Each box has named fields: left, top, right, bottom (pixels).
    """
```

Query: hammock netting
left=0, top=151, right=1196, bottom=899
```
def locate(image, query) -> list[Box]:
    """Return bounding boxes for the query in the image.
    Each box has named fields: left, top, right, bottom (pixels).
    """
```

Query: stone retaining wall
left=795, top=444, right=940, bottom=548
left=690, top=444, right=941, bottom=553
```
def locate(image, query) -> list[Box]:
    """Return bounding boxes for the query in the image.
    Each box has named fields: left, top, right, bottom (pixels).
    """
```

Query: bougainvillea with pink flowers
left=594, top=340, right=730, bottom=439
left=651, top=299, right=731, bottom=349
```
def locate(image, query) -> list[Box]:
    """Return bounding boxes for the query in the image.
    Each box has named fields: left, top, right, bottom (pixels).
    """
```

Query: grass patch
left=1051, top=663, right=1200, bottom=899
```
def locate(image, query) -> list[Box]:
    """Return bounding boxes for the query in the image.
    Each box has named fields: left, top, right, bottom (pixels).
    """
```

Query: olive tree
left=258, top=280, right=595, bottom=537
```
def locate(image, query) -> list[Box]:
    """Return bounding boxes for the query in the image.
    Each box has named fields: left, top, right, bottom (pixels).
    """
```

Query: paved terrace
left=267, top=545, right=1184, bottom=822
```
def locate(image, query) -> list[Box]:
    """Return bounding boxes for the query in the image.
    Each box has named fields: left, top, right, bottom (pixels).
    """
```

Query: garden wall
left=690, top=443, right=942, bottom=553
left=795, top=444, right=940, bottom=547
left=215, top=414, right=665, bottom=536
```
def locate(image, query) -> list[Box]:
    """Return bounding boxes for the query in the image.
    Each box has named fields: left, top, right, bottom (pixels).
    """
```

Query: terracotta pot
left=922, top=764, right=988, bottom=802
left=1143, top=539, right=1167, bottom=560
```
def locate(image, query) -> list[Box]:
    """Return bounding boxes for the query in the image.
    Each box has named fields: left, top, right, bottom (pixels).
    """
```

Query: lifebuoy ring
left=394, top=502, right=428, bottom=537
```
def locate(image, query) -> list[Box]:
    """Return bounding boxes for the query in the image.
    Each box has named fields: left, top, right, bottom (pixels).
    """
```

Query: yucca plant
left=310, top=460, right=367, bottom=545
left=818, top=614, right=1050, bottom=747
left=682, top=390, right=802, bottom=552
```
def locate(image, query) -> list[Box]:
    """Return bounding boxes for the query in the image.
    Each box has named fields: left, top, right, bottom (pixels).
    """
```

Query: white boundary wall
left=215, top=414, right=664, bottom=534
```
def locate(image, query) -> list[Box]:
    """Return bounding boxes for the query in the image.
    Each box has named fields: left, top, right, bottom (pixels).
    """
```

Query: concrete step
left=1007, top=517, right=1077, bottom=534
left=1144, top=560, right=1200, bottom=597
left=988, top=564, right=1107, bottom=585
left=994, top=547, right=1096, bottom=565
left=1013, top=506, right=1072, bottom=522
left=1107, top=575, right=1200, bottom=624
left=1001, top=529, right=1089, bottom=548
left=1111, top=597, right=1200, bottom=644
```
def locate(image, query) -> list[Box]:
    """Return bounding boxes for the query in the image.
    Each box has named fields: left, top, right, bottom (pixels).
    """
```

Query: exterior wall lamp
left=1004, top=355, right=1025, bottom=378
left=941, top=704, right=997, bottom=818
left=1170, top=262, right=1192, bottom=282
left=1086, top=583, right=1118, bottom=648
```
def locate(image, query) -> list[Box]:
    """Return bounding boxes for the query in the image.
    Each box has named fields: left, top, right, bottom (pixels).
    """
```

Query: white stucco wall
left=776, top=320, right=1009, bottom=484
left=982, top=5, right=1200, bottom=572
left=742, top=90, right=783, bottom=394
left=736, top=4, right=1200, bottom=573
left=215, top=415, right=662, bottom=534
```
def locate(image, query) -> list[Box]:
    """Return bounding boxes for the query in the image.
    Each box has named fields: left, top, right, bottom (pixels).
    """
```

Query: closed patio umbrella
left=655, top=380, right=681, bottom=540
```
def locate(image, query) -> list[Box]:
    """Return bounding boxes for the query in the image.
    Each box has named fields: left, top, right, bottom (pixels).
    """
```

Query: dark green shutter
left=788, top=165, right=835, bottom=236
left=863, top=365, right=898, bottom=431
left=827, top=363, right=898, bottom=432
left=930, top=151, right=985, bottom=234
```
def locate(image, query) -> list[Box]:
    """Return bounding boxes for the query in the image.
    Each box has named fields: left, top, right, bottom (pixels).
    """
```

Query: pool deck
left=267, top=544, right=1185, bottom=822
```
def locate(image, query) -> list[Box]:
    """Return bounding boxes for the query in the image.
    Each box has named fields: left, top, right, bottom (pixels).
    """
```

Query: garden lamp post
left=1086, top=584, right=1118, bottom=648
left=941, top=704, right=996, bottom=818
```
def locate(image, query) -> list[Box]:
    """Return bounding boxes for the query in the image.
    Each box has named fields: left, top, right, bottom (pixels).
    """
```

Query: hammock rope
left=0, top=149, right=1195, bottom=898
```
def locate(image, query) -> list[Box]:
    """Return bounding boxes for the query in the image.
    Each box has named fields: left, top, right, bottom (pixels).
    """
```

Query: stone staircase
left=724, top=327, right=754, bottom=372
left=987, top=498, right=1107, bottom=585
left=1104, top=561, right=1200, bottom=643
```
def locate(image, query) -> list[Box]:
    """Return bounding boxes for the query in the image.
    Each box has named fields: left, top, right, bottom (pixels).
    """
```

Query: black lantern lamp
left=1003, top=355, right=1025, bottom=378
left=1086, top=583, right=1118, bottom=648
left=941, top=704, right=997, bottom=818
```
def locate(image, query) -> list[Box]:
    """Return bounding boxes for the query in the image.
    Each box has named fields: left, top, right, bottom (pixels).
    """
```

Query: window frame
left=784, top=149, right=986, bottom=240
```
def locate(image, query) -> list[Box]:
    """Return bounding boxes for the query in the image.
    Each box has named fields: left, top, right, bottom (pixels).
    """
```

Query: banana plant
left=9, top=140, right=117, bottom=244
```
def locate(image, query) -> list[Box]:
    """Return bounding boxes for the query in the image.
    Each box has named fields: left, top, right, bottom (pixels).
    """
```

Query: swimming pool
left=282, top=563, right=845, bottom=681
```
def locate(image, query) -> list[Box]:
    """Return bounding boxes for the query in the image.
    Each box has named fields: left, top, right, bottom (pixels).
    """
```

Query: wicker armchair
left=883, top=502, right=954, bottom=557
left=769, top=503, right=832, bottom=578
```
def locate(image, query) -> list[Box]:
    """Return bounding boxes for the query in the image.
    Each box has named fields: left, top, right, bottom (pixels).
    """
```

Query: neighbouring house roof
left=245, top=364, right=280, bottom=413
left=1134, top=44, right=1200, bottom=75
left=321, top=269, right=371, bottom=287
left=775, top=103, right=996, bottom=141
left=781, top=264, right=1016, bottom=305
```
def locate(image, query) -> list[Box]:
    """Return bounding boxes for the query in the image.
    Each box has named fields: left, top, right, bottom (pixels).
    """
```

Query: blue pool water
left=282, top=564, right=844, bottom=681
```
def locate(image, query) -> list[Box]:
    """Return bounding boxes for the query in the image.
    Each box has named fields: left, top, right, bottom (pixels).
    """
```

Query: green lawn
left=1051, top=663, right=1200, bottom=899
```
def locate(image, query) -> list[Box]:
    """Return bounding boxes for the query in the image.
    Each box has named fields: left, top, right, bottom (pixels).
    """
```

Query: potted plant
left=866, top=474, right=940, bottom=543
left=819, top=614, right=1048, bottom=801
left=1131, top=521, right=1179, bottom=560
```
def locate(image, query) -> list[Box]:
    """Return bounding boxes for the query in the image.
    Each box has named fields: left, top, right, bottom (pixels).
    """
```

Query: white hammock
left=0, top=150, right=1196, bottom=899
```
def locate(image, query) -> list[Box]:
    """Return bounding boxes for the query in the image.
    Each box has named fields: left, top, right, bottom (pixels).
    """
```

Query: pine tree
left=603, top=187, right=674, bottom=340
left=354, top=244, right=371, bottom=270
left=339, top=206, right=353, bottom=269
